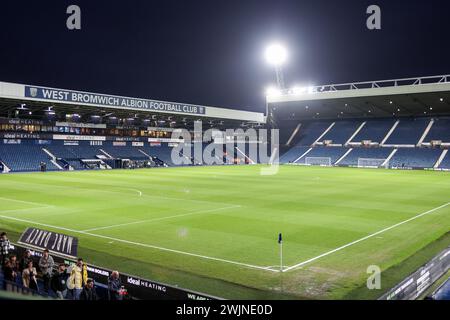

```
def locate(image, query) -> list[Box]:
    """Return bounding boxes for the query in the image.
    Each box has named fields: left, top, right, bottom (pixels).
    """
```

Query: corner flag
left=278, top=233, right=283, bottom=272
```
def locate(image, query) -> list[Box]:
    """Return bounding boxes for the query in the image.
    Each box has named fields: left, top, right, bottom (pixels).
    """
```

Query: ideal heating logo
left=127, top=277, right=167, bottom=292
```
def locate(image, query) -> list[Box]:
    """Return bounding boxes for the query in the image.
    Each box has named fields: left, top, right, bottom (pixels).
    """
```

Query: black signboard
left=18, top=227, right=78, bottom=259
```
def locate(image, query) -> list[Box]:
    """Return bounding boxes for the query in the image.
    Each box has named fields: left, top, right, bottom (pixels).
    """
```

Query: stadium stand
left=423, top=117, right=450, bottom=143
left=295, top=146, right=348, bottom=165
left=0, top=76, right=449, bottom=173
left=317, top=120, right=362, bottom=145
left=145, top=145, right=177, bottom=166
left=101, top=143, right=148, bottom=160
left=279, top=146, right=311, bottom=163
left=47, top=141, right=104, bottom=161
left=279, top=120, right=301, bottom=145
left=338, top=147, right=393, bottom=167
left=382, top=148, right=442, bottom=168
left=0, top=140, right=58, bottom=172
left=277, top=116, right=449, bottom=170
left=295, top=121, right=333, bottom=146
left=384, top=118, right=430, bottom=145
left=437, top=150, right=450, bottom=169
left=350, top=119, right=396, bottom=143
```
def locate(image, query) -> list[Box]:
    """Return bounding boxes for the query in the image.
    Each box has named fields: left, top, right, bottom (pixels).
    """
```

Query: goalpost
left=305, top=157, right=332, bottom=166
left=357, top=158, right=388, bottom=169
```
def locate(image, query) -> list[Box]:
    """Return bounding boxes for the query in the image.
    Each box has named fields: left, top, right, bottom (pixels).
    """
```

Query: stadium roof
left=267, top=75, right=450, bottom=120
left=0, top=81, right=266, bottom=126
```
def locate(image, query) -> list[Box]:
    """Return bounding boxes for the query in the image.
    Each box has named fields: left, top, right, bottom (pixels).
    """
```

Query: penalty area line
left=0, top=197, right=53, bottom=207
left=0, top=213, right=277, bottom=273
left=282, top=202, right=450, bottom=272
left=81, top=205, right=242, bottom=232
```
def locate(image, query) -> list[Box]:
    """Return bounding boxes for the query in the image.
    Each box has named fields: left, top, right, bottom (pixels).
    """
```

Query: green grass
left=0, top=165, right=449, bottom=299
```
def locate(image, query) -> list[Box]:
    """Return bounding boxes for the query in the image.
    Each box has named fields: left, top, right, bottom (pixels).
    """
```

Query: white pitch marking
left=282, top=202, right=450, bottom=272
left=0, top=214, right=277, bottom=273
left=2, top=180, right=239, bottom=207
left=81, top=205, right=241, bottom=232
left=0, top=197, right=52, bottom=207
left=0, top=206, right=55, bottom=215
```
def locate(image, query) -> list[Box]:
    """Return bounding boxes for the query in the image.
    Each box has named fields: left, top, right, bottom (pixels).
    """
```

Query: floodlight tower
left=265, top=44, right=288, bottom=90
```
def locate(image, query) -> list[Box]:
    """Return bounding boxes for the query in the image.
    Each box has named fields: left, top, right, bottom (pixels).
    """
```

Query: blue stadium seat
left=319, top=120, right=362, bottom=145
left=389, top=148, right=442, bottom=168
left=424, top=118, right=450, bottom=142
left=0, top=140, right=58, bottom=172
left=351, top=119, right=396, bottom=143
left=101, top=142, right=149, bottom=160
left=280, top=146, right=311, bottom=163
left=48, top=140, right=102, bottom=160
left=296, top=146, right=348, bottom=165
left=438, top=152, right=450, bottom=169
left=296, top=121, right=333, bottom=146
left=385, top=118, right=430, bottom=145
left=339, top=148, right=393, bottom=166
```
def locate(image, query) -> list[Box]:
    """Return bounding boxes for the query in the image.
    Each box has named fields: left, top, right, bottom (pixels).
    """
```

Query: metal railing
left=279, top=75, right=450, bottom=96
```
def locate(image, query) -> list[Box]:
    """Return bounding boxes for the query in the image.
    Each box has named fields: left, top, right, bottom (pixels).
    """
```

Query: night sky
left=1, top=0, right=450, bottom=113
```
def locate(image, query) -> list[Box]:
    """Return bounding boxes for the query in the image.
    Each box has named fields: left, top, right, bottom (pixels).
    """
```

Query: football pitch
left=0, top=165, right=449, bottom=299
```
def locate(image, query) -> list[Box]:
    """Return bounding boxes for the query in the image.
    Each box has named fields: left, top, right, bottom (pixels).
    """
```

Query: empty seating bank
left=279, top=116, right=450, bottom=170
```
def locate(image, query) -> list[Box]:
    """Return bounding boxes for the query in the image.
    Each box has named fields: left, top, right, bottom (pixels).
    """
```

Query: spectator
left=22, top=260, right=39, bottom=292
left=3, top=258, right=17, bottom=285
left=38, top=249, right=54, bottom=293
left=108, top=270, right=123, bottom=300
left=0, top=232, right=10, bottom=266
left=8, top=254, right=20, bottom=284
left=80, top=279, right=98, bottom=301
left=19, top=249, right=33, bottom=273
left=51, top=263, right=69, bottom=299
left=67, top=258, right=88, bottom=300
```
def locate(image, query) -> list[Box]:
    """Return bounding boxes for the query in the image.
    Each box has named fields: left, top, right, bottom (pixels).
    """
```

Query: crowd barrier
left=380, top=246, right=450, bottom=300
left=8, top=243, right=219, bottom=300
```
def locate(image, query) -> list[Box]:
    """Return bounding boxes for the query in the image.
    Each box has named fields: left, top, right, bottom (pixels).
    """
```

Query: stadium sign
left=0, top=132, right=47, bottom=139
left=24, top=86, right=206, bottom=115
left=0, top=118, right=44, bottom=125
left=18, top=227, right=78, bottom=259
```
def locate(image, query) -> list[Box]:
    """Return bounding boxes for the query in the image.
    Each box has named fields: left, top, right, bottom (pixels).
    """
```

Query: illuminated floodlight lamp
left=265, top=44, right=288, bottom=66
left=291, top=86, right=306, bottom=95
left=265, top=43, right=288, bottom=89
left=265, top=86, right=282, bottom=97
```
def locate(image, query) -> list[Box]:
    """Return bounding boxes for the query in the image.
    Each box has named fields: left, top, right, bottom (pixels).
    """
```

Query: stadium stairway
left=437, top=149, right=450, bottom=169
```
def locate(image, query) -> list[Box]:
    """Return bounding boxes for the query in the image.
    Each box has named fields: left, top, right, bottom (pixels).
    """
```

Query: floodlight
left=265, top=44, right=288, bottom=66
left=265, top=86, right=282, bottom=97
left=291, top=86, right=305, bottom=95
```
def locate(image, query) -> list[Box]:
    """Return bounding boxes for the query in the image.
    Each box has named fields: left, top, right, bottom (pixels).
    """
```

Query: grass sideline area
left=0, top=165, right=449, bottom=299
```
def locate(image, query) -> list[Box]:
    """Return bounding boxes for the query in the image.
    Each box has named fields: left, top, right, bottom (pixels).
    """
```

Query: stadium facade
left=268, top=75, right=450, bottom=171
left=0, top=75, right=449, bottom=173
left=0, top=81, right=266, bottom=172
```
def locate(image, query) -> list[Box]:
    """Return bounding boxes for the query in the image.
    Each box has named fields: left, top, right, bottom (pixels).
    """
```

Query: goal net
left=305, top=157, right=332, bottom=166
left=357, top=158, right=388, bottom=168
